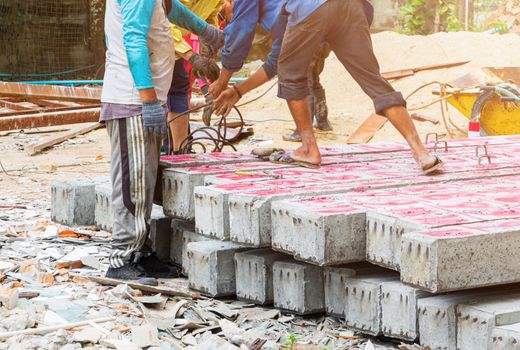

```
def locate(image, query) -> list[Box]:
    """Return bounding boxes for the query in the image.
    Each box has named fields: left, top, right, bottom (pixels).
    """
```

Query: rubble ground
left=0, top=138, right=407, bottom=349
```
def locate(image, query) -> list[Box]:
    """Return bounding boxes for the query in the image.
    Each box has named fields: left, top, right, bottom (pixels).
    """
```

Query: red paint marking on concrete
left=494, top=195, right=520, bottom=203
left=417, top=214, right=476, bottom=227
left=422, top=227, right=481, bottom=238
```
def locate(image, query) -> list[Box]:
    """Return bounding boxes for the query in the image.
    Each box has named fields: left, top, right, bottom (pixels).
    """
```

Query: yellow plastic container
left=446, top=89, right=520, bottom=136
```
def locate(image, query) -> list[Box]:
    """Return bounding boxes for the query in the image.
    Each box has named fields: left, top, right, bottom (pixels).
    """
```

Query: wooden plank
left=346, top=114, right=387, bottom=144
left=0, top=82, right=101, bottom=103
left=382, top=60, right=470, bottom=80
left=30, top=99, right=79, bottom=108
left=0, top=99, right=35, bottom=111
left=26, top=122, right=103, bottom=155
left=483, top=67, right=520, bottom=84
left=382, top=69, right=415, bottom=80
left=0, top=104, right=100, bottom=118
left=88, top=276, right=202, bottom=299
left=0, top=107, right=100, bottom=131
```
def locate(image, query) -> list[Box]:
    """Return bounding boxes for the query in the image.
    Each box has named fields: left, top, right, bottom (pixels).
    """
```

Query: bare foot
left=416, top=152, right=444, bottom=175
left=291, top=144, right=322, bottom=165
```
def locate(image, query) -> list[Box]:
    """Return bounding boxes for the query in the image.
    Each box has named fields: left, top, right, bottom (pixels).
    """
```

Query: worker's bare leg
left=383, top=106, right=437, bottom=170
left=287, top=99, right=322, bottom=165
left=168, top=112, right=189, bottom=152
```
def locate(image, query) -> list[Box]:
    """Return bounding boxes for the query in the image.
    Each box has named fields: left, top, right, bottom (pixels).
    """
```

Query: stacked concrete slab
left=51, top=136, right=520, bottom=347
left=235, top=249, right=289, bottom=305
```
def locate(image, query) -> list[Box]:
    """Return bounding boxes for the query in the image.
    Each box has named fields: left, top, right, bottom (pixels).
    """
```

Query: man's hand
left=209, top=78, right=228, bottom=99
left=142, top=100, right=167, bottom=137
left=214, top=87, right=240, bottom=117
left=199, top=25, right=225, bottom=57
left=188, top=54, right=220, bottom=82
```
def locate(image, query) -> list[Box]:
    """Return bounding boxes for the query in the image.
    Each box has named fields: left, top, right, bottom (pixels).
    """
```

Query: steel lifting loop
left=478, top=155, right=492, bottom=165
left=433, top=141, right=448, bottom=152
left=425, top=132, right=439, bottom=144
left=475, top=143, right=489, bottom=158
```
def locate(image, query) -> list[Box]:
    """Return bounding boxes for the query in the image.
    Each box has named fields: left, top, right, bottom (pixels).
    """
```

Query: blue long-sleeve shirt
left=221, top=0, right=327, bottom=79
left=221, top=0, right=285, bottom=78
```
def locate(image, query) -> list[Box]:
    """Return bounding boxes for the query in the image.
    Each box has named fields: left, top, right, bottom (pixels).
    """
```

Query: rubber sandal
left=423, top=156, right=444, bottom=175
left=251, top=148, right=285, bottom=158
left=269, top=152, right=320, bottom=169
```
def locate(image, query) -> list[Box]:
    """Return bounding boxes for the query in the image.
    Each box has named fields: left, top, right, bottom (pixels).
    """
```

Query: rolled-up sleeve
left=221, top=0, right=259, bottom=72
left=261, top=37, right=282, bottom=79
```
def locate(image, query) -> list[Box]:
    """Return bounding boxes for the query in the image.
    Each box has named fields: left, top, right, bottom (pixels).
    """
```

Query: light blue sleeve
left=167, top=0, right=208, bottom=36
left=118, top=0, right=155, bottom=90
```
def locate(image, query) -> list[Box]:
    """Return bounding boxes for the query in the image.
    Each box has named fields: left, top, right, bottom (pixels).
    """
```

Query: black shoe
left=137, top=253, right=181, bottom=278
left=106, top=263, right=146, bottom=280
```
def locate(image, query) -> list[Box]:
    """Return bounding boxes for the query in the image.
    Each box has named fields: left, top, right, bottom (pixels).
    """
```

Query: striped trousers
left=106, top=115, right=162, bottom=268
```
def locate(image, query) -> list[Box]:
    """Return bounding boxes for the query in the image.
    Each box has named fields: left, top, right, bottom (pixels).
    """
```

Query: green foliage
left=287, top=334, right=300, bottom=345
left=487, top=19, right=511, bottom=33
left=399, top=0, right=462, bottom=35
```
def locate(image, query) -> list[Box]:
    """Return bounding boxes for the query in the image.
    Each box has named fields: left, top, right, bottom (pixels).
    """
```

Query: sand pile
left=236, top=31, right=520, bottom=148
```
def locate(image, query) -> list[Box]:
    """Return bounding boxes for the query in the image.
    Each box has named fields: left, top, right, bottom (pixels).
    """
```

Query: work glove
left=200, top=85, right=214, bottom=126
left=199, top=25, right=225, bottom=57
left=142, top=100, right=167, bottom=137
left=188, top=54, right=220, bottom=82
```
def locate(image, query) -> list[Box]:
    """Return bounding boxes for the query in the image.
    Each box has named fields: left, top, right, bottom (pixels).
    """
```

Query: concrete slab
left=273, top=260, right=324, bottom=315
left=401, top=218, right=520, bottom=293
left=344, top=271, right=400, bottom=336
left=323, top=266, right=357, bottom=318
left=418, top=286, right=520, bottom=350
left=493, top=323, right=520, bottom=350
left=380, top=280, right=432, bottom=341
left=94, top=182, right=113, bottom=232
left=323, top=263, right=381, bottom=318
left=51, top=178, right=109, bottom=226
left=148, top=208, right=172, bottom=261
left=159, top=152, right=258, bottom=168
left=457, top=291, right=520, bottom=350
left=186, top=241, right=249, bottom=297
left=418, top=294, right=467, bottom=350
left=194, top=161, right=404, bottom=241
left=162, top=161, right=294, bottom=220
left=271, top=199, right=367, bottom=265
left=234, top=249, right=289, bottom=305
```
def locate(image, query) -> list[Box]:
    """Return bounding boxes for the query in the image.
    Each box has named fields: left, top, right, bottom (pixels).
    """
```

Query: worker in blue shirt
left=101, top=0, right=224, bottom=281
left=214, top=0, right=443, bottom=174
left=205, top=0, right=333, bottom=137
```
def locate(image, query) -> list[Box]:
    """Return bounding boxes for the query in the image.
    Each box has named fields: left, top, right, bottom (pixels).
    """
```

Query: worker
left=284, top=42, right=332, bottom=142
left=206, top=0, right=333, bottom=140
left=167, top=0, right=225, bottom=153
left=205, top=0, right=284, bottom=115
left=214, top=0, right=443, bottom=174
left=101, top=0, right=224, bottom=281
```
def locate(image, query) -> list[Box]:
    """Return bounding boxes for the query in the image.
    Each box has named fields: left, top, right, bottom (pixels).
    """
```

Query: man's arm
left=120, top=0, right=157, bottom=101
left=209, top=0, right=259, bottom=98
left=168, top=0, right=224, bottom=59
left=168, top=0, right=207, bottom=35
left=212, top=18, right=286, bottom=115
